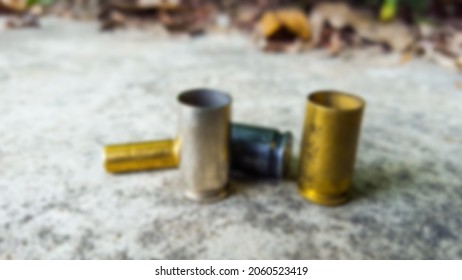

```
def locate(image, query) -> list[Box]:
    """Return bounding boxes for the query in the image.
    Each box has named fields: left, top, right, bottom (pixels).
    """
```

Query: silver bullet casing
left=177, top=89, right=232, bottom=203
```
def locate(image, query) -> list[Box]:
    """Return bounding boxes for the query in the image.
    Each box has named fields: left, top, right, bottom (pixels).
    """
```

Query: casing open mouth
left=178, top=88, right=231, bottom=109
left=309, top=90, right=365, bottom=111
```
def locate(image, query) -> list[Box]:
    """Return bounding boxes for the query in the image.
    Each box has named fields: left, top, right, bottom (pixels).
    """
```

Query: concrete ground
left=0, top=18, right=461, bottom=259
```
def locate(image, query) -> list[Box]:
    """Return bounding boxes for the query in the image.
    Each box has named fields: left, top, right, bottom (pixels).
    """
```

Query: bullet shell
left=178, top=88, right=231, bottom=203
left=104, top=139, right=179, bottom=173
left=298, top=90, right=365, bottom=206
left=230, top=123, right=292, bottom=179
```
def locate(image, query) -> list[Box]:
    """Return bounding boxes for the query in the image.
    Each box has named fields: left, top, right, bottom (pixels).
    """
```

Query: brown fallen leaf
left=362, top=21, right=415, bottom=52
left=100, top=10, right=127, bottom=31
left=457, top=57, right=462, bottom=70
left=110, top=0, right=179, bottom=11
left=258, top=8, right=311, bottom=41
left=447, top=31, right=462, bottom=60
left=5, top=13, right=39, bottom=29
left=310, top=2, right=415, bottom=52
left=233, top=4, right=261, bottom=31
left=257, top=8, right=311, bottom=52
left=420, top=40, right=459, bottom=71
left=327, top=31, right=343, bottom=55
left=101, top=0, right=216, bottom=35
left=0, top=0, right=26, bottom=13
left=400, top=52, right=413, bottom=64
left=310, top=2, right=358, bottom=46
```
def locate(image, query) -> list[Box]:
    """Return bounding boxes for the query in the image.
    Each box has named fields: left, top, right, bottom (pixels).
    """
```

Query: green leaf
left=27, top=0, right=55, bottom=7
left=380, top=0, right=398, bottom=21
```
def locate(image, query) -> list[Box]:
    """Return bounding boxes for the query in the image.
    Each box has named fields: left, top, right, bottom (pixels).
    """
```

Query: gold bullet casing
left=298, top=91, right=365, bottom=206
left=104, top=139, right=179, bottom=173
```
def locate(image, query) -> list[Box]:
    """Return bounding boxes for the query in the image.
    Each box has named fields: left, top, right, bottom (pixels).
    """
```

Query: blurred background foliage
left=27, top=0, right=55, bottom=6
left=3, top=1, right=460, bottom=23
left=1, top=0, right=461, bottom=70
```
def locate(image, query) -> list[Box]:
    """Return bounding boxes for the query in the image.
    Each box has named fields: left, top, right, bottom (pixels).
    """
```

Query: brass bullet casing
left=104, top=139, right=179, bottom=173
left=177, top=88, right=231, bottom=203
left=298, top=90, right=365, bottom=206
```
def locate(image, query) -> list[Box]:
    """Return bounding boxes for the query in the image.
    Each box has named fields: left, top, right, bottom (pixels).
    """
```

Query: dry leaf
left=137, top=0, right=178, bottom=9
left=310, top=2, right=415, bottom=52
left=234, top=4, right=260, bottom=31
left=5, top=13, right=39, bottom=29
left=400, top=52, right=413, bottom=64
left=418, top=23, right=435, bottom=39
left=328, top=31, right=343, bottom=55
left=447, top=31, right=462, bottom=58
left=361, top=21, right=415, bottom=51
left=258, top=8, right=311, bottom=41
left=110, top=0, right=179, bottom=11
left=0, top=0, right=26, bottom=13
left=100, top=10, right=127, bottom=31
left=310, top=2, right=360, bottom=47
left=457, top=56, right=462, bottom=70
left=420, top=41, right=459, bottom=71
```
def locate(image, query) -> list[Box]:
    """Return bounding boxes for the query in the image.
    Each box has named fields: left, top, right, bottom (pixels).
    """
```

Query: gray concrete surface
left=0, top=18, right=462, bottom=259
